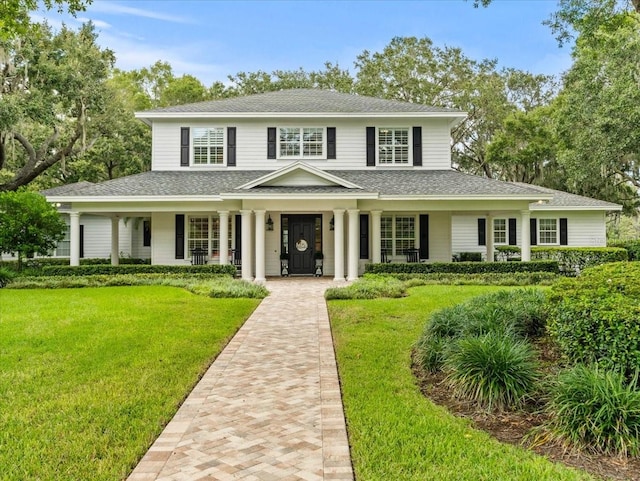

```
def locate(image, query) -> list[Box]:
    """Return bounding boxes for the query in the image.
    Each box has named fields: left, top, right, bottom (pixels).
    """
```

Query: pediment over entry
left=236, top=162, right=362, bottom=190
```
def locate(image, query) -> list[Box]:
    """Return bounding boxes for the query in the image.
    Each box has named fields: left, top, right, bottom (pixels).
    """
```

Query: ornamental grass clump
left=544, top=364, right=640, bottom=457
left=444, top=333, right=540, bottom=411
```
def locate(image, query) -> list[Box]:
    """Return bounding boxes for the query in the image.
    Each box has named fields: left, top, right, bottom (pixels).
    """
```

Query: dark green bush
left=444, top=333, right=540, bottom=411
left=0, top=257, right=150, bottom=272
left=609, top=240, right=640, bottom=261
left=0, top=267, right=15, bottom=287
left=547, top=262, right=640, bottom=376
left=531, top=247, right=627, bottom=275
left=545, top=365, right=640, bottom=456
left=385, top=272, right=558, bottom=286
left=365, top=260, right=558, bottom=275
left=40, top=264, right=237, bottom=277
left=495, top=245, right=521, bottom=262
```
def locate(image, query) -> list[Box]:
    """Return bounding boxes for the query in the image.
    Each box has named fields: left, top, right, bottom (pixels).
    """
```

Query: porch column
left=347, top=209, right=360, bottom=281
left=240, top=210, right=253, bottom=281
left=371, top=210, right=382, bottom=263
left=254, top=209, right=266, bottom=283
left=69, top=211, right=80, bottom=266
left=520, top=210, right=531, bottom=261
left=219, top=211, right=229, bottom=265
left=111, top=216, right=120, bottom=266
left=333, top=209, right=345, bottom=281
left=486, top=214, right=495, bottom=262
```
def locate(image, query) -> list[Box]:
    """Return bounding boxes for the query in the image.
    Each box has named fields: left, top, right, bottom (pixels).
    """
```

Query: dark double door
left=287, top=215, right=320, bottom=275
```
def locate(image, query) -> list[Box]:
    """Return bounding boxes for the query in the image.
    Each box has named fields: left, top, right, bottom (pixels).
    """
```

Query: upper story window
left=279, top=127, right=324, bottom=158
left=378, top=128, right=409, bottom=165
left=538, top=218, right=558, bottom=244
left=193, top=127, right=224, bottom=165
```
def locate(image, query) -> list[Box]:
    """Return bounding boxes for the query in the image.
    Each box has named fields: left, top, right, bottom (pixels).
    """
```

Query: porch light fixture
left=266, top=214, right=274, bottom=231
left=329, top=215, right=335, bottom=231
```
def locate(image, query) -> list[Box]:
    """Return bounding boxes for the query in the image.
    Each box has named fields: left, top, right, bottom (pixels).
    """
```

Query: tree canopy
left=0, top=0, right=91, bottom=40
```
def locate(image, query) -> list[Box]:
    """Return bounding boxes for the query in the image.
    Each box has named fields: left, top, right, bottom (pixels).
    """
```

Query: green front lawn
left=328, top=285, right=592, bottom=481
left=0, top=286, right=259, bottom=481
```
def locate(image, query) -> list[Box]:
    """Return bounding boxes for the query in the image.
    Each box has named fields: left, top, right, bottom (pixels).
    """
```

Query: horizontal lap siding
left=452, top=215, right=485, bottom=256
left=151, top=119, right=452, bottom=171
left=82, top=215, right=113, bottom=258
left=429, top=212, right=452, bottom=262
left=533, top=211, right=606, bottom=246
left=151, top=212, right=187, bottom=265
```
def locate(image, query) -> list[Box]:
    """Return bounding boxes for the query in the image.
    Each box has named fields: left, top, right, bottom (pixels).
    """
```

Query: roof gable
left=237, top=162, right=362, bottom=190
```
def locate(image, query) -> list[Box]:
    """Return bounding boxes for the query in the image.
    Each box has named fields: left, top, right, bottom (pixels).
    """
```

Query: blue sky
left=37, top=0, right=572, bottom=86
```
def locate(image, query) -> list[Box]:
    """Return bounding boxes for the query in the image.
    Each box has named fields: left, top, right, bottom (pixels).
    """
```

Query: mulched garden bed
left=412, top=354, right=640, bottom=481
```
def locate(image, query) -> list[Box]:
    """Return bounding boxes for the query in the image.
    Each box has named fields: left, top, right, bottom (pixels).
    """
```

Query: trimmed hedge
left=0, top=257, right=150, bottom=272
left=609, top=240, right=640, bottom=261
left=40, top=264, right=237, bottom=277
left=531, top=247, right=627, bottom=275
left=365, top=260, right=558, bottom=275
left=547, top=262, right=640, bottom=376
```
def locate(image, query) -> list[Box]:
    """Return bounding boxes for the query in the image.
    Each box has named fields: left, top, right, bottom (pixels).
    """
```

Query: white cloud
left=531, top=51, right=573, bottom=78
left=76, top=17, right=112, bottom=29
left=87, top=1, right=195, bottom=24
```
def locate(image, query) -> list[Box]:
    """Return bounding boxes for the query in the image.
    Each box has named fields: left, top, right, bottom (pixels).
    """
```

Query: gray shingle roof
left=41, top=181, right=95, bottom=196
left=140, top=89, right=463, bottom=115
left=513, top=183, right=621, bottom=209
left=45, top=170, right=550, bottom=198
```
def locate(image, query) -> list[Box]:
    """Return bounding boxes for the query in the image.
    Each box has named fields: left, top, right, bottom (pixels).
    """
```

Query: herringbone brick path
left=127, top=278, right=353, bottom=481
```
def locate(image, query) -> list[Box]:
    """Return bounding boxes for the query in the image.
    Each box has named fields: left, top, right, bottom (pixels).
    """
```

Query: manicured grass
left=328, top=285, right=592, bottom=481
left=0, top=286, right=259, bottom=481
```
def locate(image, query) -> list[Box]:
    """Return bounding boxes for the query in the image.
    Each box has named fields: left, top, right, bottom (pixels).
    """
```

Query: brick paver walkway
left=127, top=278, right=353, bottom=481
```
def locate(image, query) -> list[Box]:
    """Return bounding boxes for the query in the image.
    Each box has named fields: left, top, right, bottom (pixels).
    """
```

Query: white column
left=254, top=210, right=266, bottom=283
left=371, top=210, right=382, bottom=263
left=347, top=208, right=360, bottom=281
left=240, top=210, right=253, bottom=281
left=333, top=209, right=345, bottom=281
left=111, top=216, right=120, bottom=266
left=219, top=211, right=229, bottom=265
left=486, top=214, right=494, bottom=262
left=521, top=210, right=531, bottom=262
left=69, top=211, right=80, bottom=266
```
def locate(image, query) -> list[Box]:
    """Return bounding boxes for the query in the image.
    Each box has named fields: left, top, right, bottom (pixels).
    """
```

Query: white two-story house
left=44, top=89, right=620, bottom=280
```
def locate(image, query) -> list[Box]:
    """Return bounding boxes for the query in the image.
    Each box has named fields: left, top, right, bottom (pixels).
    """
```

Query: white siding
left=429, top=212, right=452, bottom=262
left=452, top=211, right=608, bottom=258
left=151, top=118, right=452, bottom=171
left=151, top=212, right=187, bottom=265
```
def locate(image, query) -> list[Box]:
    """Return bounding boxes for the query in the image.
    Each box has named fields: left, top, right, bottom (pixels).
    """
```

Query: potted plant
left=314, top=251, right=324, bottom=277
left=280, top=252, right=289, bottom=277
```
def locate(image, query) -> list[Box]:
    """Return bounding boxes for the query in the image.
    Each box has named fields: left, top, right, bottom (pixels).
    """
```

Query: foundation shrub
left=531, top=247, right=628, bottom=275
left=40, top=264, right=237, bottom=277
left=444, top=333, right=540, bottom=411
left=547, top=262, right=640, bottom=376
left=365, top=260, right=558, bottom=275
left=544, top=364, right=640, bottom=457
left=609, top=240, right=640, bottom=261
left=391, top=272, right=558, bottom=286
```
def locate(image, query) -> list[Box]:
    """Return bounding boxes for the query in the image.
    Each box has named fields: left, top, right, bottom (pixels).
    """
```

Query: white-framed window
left=378, top=128, right=409, bottom=165
left=278, top=127, right=324, bottom=158
left=381, top=215, right=416, bottom=255
left=53, top=223, right=71, bottom=256
left=187, top=215, right=233, bottom=258
left=192, top=127, right=224, bottom=165
left=493, top=218, right=507, bottom=244
left=538, top=218, right=558, bottom=244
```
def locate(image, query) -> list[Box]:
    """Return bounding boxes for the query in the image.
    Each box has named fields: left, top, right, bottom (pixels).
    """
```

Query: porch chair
left=230, top=249, right=242, bottom=276
left=405, top=248, right=420, bottom=263
left=191, top=247, right=208, bottom=265
left=381, top=249, right=391, bottom=263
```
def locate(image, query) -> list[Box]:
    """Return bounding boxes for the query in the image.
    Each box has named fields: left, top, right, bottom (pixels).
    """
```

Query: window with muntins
left=54, top=224, right=71, bottom=256
left=538, top=218, right=558, bottom=244
left=187, top=215, right=233, bottom=258
left=378, top=128, right=409, bottom=165
left=193, top=128, right=224, bottom=165
left=494, top=218, right=507, bottom=244
left=381, top=215, right=416, bottom=255
left=279, top=127, right=324, bottom=158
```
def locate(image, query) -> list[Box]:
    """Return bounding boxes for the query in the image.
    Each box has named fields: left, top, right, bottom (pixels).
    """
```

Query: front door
left=288, top=215, right=317, bottom=275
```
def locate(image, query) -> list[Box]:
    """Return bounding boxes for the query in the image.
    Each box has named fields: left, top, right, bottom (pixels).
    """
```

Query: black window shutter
left=530, top=218, right=537, bottom=246
left=560, top=218, right=568, bottom=245
left=478, top=218, right=486, bottom=246
left=419, top=214, right=429, bottom=259
left=359, top=214, right=369, bottom=259
left=180, top=127, right=190, bottom=167
left=413, top=126, right=422, bottom=166
left=267, top=127, right=277, bottom=159
left=175, top=214, right=185, bottom=259
left=366, top=127, right=375, bottom=166
left=79, top=225, right=85, bottom=259
left=143, top=220, right=151, bottom=247
left=327, top=127, right=336, bottom=159
left=227, top=127, right=236, bottom=167
left=508, top=218, right=517, bottom=245
left=234, top=214, right=242, bottom=259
